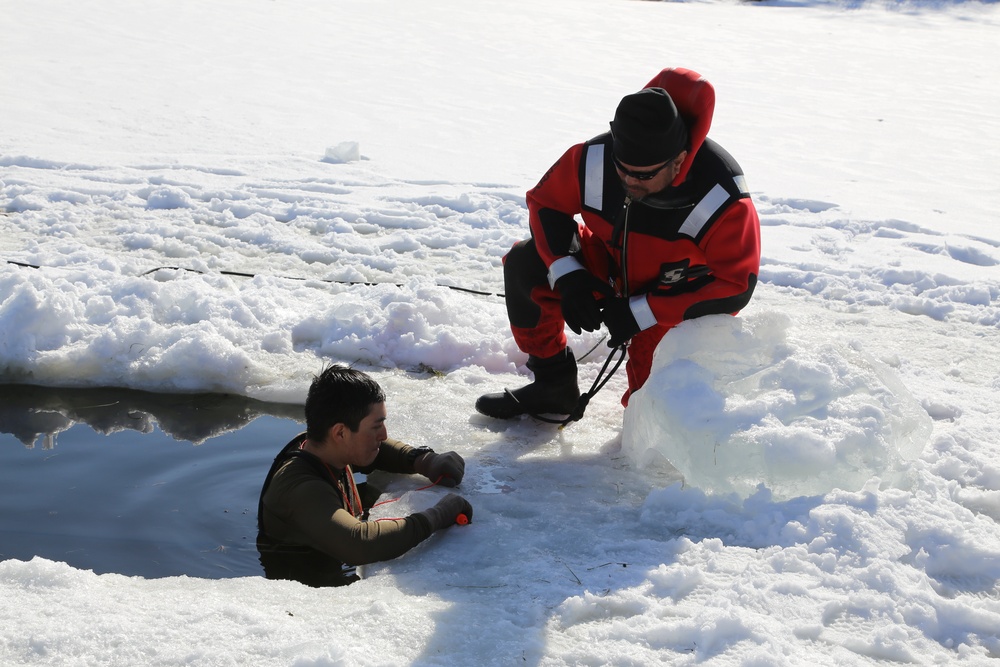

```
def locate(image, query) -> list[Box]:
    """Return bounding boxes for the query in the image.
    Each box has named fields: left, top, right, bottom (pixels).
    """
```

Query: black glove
left=414, top=451, right=465, bottom=487
left=556, top=270, right=615, bottom=335
left=417, top=493, right=474, bottom=531
left=601, top=297, right=641, bottom=347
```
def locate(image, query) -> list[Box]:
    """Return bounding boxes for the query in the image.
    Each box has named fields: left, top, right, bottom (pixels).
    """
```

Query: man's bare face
left=341, top=402, right=388, bottom=467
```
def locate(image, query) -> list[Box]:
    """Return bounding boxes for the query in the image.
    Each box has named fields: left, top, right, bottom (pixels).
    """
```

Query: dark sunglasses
left=611, top=153, right=671, bottom=181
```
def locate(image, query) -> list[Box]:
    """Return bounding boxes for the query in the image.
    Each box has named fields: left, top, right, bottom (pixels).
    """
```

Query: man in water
left=258, top=365, right=472, bottom=587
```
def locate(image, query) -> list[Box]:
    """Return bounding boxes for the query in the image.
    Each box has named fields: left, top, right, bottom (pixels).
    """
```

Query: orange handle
left=456, top=513, right=470, bottom=526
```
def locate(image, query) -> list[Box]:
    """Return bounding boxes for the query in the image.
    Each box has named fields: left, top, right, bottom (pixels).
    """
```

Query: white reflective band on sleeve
left=548, top=256, right=587, bottom=289
left=678, top=183, right=729, bottom=239
left=630, top=295, right=658, bottom=331
left=734, top=174, right=749, bottom=196
left=584, top=144, right=604, bottom=210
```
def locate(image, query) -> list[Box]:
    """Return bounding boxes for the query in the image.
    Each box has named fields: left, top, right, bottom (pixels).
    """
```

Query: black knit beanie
left=610, top=88, right=689, bottom=167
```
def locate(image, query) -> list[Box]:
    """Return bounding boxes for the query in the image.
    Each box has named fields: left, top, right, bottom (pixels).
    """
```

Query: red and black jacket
left=526, top=68, right=761, bottom=332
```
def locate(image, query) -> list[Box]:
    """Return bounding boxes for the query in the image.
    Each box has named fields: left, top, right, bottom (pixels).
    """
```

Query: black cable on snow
left=3, top=258, right=504, bottom=298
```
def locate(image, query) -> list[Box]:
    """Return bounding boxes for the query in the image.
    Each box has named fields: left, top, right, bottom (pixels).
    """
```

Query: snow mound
left=621, top=312, right=932, bottom=500
left=323, top=141, right=361, bottom=163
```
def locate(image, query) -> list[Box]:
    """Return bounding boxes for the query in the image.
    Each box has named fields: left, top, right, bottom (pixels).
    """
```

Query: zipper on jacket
left=620, top=196, right=632, bottom=296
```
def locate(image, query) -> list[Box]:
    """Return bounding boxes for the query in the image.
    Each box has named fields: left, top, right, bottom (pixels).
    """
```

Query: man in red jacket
left=477, top=68, right=761, bottom=420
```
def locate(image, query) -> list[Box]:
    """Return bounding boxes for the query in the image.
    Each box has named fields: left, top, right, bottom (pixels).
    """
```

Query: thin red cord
left=372, top=476, right=444, bottom=521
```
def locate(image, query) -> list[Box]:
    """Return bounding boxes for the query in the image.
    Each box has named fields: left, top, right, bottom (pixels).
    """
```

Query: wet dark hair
left=304, top=365, right=386, bottom=441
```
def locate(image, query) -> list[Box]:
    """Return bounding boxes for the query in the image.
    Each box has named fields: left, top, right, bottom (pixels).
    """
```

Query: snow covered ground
left=3, top=0, right=1000, bottom=664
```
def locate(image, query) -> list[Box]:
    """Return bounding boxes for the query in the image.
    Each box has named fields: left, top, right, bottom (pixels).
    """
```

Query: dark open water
left=0, top=384, right=304, bottom=579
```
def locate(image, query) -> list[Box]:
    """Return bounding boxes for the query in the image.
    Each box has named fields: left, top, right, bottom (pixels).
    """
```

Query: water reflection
left=0, top=384, right=304, bottom=448
left=0, top=384, right=306, bottom=579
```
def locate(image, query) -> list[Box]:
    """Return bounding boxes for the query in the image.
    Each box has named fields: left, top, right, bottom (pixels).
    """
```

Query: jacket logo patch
left=659, top=260, right=691, bottom=285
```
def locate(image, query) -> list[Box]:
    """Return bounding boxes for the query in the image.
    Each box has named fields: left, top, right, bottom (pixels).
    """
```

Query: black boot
left=475, top=349, right=580, bottom=419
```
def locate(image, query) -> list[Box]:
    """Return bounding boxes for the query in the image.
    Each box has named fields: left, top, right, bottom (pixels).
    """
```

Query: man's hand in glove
left=556, top=270, right=615, bottom=334
left=601, top=297, right=641, bottom=347
left=418, top=493, right=474, bottom=530
left=414, top=450, right=465, bottom=487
